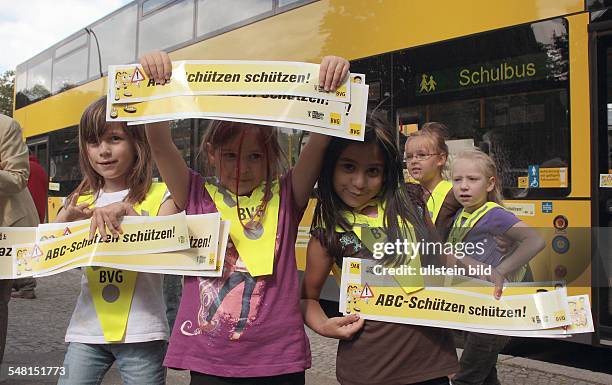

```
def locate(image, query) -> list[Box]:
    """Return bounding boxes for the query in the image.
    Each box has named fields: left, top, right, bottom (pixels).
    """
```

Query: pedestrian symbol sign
left=360, top=283, right=374, bottom=298
left=528, top=165, right=539, bottom=188
left=131, top=67, right=145, bottom=83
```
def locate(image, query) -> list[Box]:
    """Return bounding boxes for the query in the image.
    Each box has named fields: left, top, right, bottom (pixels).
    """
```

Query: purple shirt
left=455, top=207, right=520, bottom=267
left=164, top=170, right=311, bottom=377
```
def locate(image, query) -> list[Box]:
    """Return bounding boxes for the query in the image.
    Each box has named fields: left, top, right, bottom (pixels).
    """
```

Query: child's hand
left=489, top=267, right=506, bottom=300
left=58, top=195, right=93, bottom=222
left=89, top=202, right=138, bottom=240
left=139, top=51, right=172, bottom=85
left=319, top=56, right=350, bottom=92
left=321, top=313, right=364, bottom=340
left=494, top=234, right=517, bottom=255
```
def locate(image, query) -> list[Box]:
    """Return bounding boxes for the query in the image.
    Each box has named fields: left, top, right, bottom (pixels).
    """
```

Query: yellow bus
left=12, top=0, right=612, bottom=346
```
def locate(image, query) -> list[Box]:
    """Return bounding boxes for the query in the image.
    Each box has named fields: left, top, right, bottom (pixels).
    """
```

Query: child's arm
left=495, top=222, right=545, bottom=280
left=86, top=199, right=177, bottom=239
left=145, top=121, right=190, bottom=210
left=139, top=51, right=190, bottom=210
left=292, top=56, right=349, bottom=209
left=301, top=237, right=364, bottom=339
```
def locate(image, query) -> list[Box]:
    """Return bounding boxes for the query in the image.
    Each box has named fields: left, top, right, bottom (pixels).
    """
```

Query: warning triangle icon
left=63, top=227, right=72, bottom=236
left=360, top=283, right=373, bottom=298
left=131, top=67, right=145, bottom=83
left=31, top=244, right=43, bottom=258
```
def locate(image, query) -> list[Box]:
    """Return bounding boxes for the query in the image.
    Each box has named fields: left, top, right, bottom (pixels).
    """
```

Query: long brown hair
left=72, top=96, right=152, bottom=204
left=313, top=111, right=433, bottom=266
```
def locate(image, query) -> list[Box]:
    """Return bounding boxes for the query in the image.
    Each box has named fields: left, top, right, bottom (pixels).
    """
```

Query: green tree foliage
left=0, top=70, right=15, bottom=117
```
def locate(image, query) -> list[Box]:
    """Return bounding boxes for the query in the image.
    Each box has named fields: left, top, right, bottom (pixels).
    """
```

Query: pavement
left=2, top=271, right=612, bottom=385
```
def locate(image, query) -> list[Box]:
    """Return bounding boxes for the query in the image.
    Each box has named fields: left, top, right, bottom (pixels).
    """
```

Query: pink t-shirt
left=164, top=170, right=311, bottom=377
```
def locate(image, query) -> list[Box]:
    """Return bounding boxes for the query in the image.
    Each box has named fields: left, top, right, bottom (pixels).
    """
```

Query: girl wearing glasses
left=404, top=123, right=461, bottom=239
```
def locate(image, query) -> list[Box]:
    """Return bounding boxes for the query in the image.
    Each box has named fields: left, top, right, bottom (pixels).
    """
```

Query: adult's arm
left=0, top=117, right=30, bottom=196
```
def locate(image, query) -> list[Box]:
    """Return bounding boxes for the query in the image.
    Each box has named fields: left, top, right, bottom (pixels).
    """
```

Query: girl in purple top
left=137, top=51, right=349, bottom=385
left=449, top=149, right=545, bottom=385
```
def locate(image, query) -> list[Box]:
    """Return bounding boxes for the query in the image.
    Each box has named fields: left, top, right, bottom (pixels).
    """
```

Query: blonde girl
left=405, top=122, right=461, bottom=237
left=302, top=113, right=459, bottom=385
left=57, top=96, right=176, bottom=385
left=137, top=51, right=348, bottom=385
left=449, top=148, right=545, bottom=385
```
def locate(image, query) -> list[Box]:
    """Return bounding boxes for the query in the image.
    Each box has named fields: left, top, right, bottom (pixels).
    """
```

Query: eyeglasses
left=405, top=153, right=440, bottom=161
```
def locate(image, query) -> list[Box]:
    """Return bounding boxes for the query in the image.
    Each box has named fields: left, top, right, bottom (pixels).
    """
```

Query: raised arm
left=139, top=51, right=190, bottom=210
left=301, top=237, right=364, bottom=339
left=0, top=117, right=30, bottom=196
left=292, top=56, right=349, bottom=209
left=145, top=122, right=190, bottom=210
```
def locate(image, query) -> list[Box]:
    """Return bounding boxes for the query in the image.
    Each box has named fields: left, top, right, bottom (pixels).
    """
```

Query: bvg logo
left=330, top=113, right=341, bottom=126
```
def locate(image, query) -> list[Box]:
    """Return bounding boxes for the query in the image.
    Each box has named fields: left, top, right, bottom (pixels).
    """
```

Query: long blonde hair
left=453, top=148, right=504, bottom=204
left=73, top=96, right=152, bottom=204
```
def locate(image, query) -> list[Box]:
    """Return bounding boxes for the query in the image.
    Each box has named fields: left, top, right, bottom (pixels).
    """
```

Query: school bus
left=12, top=0, right=612, bottom=346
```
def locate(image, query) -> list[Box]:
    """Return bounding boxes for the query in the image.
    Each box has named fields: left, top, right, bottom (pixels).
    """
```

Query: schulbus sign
left=415, top=53, right=549, bottom=95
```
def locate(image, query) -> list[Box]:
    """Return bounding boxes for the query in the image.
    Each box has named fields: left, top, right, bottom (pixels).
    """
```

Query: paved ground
left=2, top=271, right=612, bottom=385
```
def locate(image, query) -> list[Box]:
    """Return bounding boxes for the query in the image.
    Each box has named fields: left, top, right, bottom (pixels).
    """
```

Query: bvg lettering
left=99, top=270, right=123, bottom=283
left=238, top=206, right=258, bottom=221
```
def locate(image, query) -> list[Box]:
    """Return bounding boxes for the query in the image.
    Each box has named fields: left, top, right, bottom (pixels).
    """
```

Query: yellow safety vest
left=426, top=180, right=453, bottom=224
left=78, top=182, right=168, bottom=342
left=447, top=201, right=502, bottom=245
left=204, top=179, right=279, bottom=277
left=447, top=201, right=526, bottom=282
left=335, top=201, right=424, bottom=294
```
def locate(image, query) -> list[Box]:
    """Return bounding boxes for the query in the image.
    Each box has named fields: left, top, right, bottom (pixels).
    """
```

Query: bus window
left=393, top=18, right=570, bottom=199
left=138, top=0, right=195, bottom=55
left=25, top=56, right=52, bottom=103
left=52, top=47, right=88, bottom=93
left=88, top=4, right=138, bottom=78
left=48, top=126, right=81, bottom=197
left=197, top=0, right=273, bottom=37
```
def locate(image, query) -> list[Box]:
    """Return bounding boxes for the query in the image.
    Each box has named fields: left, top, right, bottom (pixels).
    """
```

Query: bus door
left=592, top=20, right=612, bottom=344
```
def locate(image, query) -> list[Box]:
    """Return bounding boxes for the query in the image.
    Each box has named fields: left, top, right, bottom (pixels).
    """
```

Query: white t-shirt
left=65, top=189, right=169, bottom=344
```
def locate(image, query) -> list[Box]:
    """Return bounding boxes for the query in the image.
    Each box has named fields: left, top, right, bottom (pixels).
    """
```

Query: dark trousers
left=12, top=277, right=36, bottom=293
left=452, top=332, right=511, bottom=385
left=190, top=371, right=305, bottom=385
left=0, top=279, right=13, bottom=363
left=163, top=274, right=183, bottom=331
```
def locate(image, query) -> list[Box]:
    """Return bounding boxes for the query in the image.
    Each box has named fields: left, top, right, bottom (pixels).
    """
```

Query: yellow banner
left=339, top=258, right=593, bottom=336
left=23, top=218, right=230, bottom=279
left=109, top=61, right=350, bottom=104
left=19, top=213, right=190, bottom=276
left=36, top=213, right=219, bottom=270
left=0, top=228, right=37, bottom=279
left=112, top=80, right=368, bottom=141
